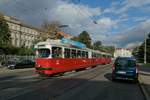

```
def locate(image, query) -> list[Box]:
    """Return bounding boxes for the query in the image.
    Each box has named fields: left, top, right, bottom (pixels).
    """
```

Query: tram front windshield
left=37, top=49, right=50, bottom=58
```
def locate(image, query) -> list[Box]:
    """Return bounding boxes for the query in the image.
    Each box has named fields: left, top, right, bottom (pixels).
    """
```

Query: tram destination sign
left=61, top=38, right=86, bottom=49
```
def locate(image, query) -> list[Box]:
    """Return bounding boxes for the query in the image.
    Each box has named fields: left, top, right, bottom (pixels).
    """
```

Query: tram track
left=10, top=64, right=111, bottom=100
left=0, top=63, right=112, bottom=91
left=49, top=64, right=112, bottom=99
left=0, top=63, right=112, bottom=100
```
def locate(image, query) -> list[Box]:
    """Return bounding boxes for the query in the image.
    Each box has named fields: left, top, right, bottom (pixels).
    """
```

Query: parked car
left=7, top=59, right=35, bottom=69
left=112, top=57, right=139, bottom=82
left=1, top=58, right=20, bottom=66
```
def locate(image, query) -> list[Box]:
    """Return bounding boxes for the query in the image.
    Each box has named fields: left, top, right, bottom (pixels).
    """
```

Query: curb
left=138, top=75, right=150, bottom=100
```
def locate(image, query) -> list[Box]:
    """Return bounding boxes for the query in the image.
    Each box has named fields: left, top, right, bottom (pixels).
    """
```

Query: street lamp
left=144, top=32, right=147, bottom=64
left=58, top=25, right=69, bottom=28
left=58, top=25, right=69, bottom=34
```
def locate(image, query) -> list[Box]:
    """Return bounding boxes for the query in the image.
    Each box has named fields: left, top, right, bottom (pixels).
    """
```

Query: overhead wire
left=70, top=0, right=98, bottom=24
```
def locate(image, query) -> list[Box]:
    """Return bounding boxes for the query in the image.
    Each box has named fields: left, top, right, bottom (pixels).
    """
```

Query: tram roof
left=35, top=40, right=88, bottom=51
left=35, top=39, right=112, bottom=56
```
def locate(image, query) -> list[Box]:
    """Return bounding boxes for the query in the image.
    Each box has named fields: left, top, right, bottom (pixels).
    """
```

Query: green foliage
left=71, top=31, right=114, bottom=54
left=96, top=45, right=115, bottom=55
left=93, top=41, right=102, bottom=47
left=78, top=31, right=92, bottom=48
left=132, top=47, right=139, bottom=60
left=132, top=32, right=150, bottom=63
left=93, top=41, right=102, bottom=50
left=71, top=31, right=92, bottom=48
left=18, top=47, right=34, bottom=56
left=0, top=45, right=34, bottom=55
left=0, top=13, right=11, bottom=46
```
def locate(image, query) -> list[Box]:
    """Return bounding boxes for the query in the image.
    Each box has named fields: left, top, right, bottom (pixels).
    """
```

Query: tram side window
left=99, top=54, right=102, bottom=58
left=77, top=50, right=82, bottom=58
left=38, top=49, right=50, bottom=58
left=95, top=53, right=98, bottom=58
left=82, top=51, right=86, bottom=58
left=86, top=52, right=88, bottom=58
left=92, top=52, right=96, bottom=58
left=64, top=48, right=70, bottom=58
left=92, top=52, right=94, bottom=58
left=71, top=49, right=76, bottom=58
left=52, top=47, right=62, bottom=58
left=103, top=55, right=106, bottom=57
left=100, top=54, right=102, bottom=57
left=97, top=54, right=99, bottom=58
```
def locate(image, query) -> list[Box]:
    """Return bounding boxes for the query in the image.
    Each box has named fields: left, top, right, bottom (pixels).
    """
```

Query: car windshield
left=115, top=58, right=136, bottom=68
left=37, top=49, right=50, bottom=58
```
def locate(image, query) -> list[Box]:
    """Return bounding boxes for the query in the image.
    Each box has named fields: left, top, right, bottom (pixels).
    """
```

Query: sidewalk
left=139, top=65, right=150, bottom=100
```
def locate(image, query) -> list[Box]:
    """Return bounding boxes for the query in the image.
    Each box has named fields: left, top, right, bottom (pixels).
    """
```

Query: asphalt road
left=0, top=64, right=145, bottom=100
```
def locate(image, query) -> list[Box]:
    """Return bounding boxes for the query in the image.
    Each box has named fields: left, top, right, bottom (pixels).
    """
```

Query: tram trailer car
left=34, top=40, right=112, bottom=75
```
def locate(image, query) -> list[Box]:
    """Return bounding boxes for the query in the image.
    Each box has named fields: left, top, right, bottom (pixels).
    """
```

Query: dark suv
left=112, top=57, right=139, bottom=82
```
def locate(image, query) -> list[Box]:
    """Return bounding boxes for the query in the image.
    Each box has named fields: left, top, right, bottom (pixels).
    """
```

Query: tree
left=132, top=32, right=150, bottom=63
left=132, top=47, right=139, bottom=58
left=93, top=41, right=102, bottom=50
left=148, top=32, right=150, bottom=39
left=41, top=20, right=61, bottom=40
left=99, top=45, right=115, bottom=55
left=78, top=31, right=92, bottom=48
left=94, top=41, right=102, bottom=46
left=0, top=12, right=11, bottom=46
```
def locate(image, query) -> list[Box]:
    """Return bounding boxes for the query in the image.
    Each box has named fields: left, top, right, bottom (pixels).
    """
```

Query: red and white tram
left=34, top=39, right=112, bottom=76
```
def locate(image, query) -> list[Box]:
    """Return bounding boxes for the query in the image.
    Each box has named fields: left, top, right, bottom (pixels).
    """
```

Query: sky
left=0, top=0, right=150, bottom=49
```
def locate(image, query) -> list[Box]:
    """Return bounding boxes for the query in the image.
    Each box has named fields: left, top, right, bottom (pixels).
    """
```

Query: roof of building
left=57, top=32, right=72, bottom=38
left=4, top=15, right=42, bottom=32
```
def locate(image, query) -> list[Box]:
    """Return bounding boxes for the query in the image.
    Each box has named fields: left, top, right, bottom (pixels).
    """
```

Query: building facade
left=4, top=15, right=41, bottom=48
left=114, top=48, right=132, bottom=58
left=4, top=15, right=73, bottom=48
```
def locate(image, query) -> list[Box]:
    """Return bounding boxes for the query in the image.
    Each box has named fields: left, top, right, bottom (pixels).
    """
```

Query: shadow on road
left=0, top=76, right=17, bottom=81
left=104, top=73, right=137, bottom=84
left=0, top=71, right=147, bottom=100
left=4, top=76, right=144, bottom=100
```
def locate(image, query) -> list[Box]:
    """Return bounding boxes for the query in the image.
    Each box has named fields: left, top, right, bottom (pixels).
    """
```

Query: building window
left=12, top=24, right=15, bottom=30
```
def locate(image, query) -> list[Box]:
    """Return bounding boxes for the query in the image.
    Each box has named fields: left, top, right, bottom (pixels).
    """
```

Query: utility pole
left=144, top=32, right=147, bottom=64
